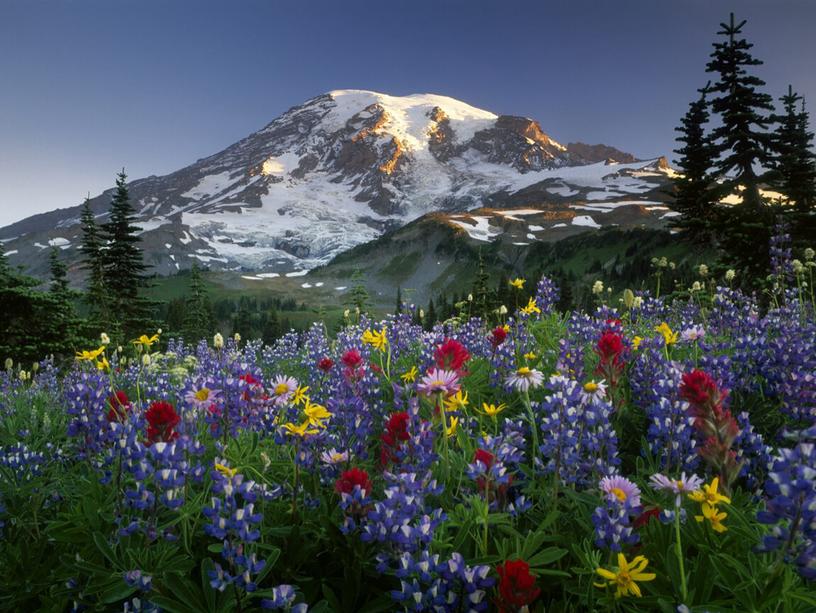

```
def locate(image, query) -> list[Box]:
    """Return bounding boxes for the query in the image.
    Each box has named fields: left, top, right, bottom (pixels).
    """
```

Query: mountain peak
left=0, top=89, right=664, bottom=279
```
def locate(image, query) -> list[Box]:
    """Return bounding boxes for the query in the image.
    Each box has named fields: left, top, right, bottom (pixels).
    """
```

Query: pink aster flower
left=270, top=375, right=298, bottom=405
left=506, top=367, right=544, bottom=392
left=599, top=475, right=642, bottom=507
left=649, top=472, right=705, bottom=507
left=320, top=448, right=350, bottom=465
left=185, top=386, right=221, bottom=409
left=416, top=368, right=461, bottom=396
left=680, top=325, right=706, bottom=343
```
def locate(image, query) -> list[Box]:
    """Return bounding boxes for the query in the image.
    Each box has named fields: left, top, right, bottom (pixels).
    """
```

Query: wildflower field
left=1, top=251, right=816, bottom=612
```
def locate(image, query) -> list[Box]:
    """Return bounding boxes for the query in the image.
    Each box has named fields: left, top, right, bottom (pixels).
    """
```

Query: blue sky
left=1, top=0, right=814, bottom=226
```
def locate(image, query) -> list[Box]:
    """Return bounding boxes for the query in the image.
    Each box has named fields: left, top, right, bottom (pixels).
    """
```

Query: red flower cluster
left=596, top=331, right=625, bottom=367
left=342, top=349, right=363, bottom=369
left=106, top=390, right=131, bottom=423
left=145, top=401, right=180, bottom=445
left=496, top=559, right=540, bottom=612
left=380, top=411, right=410, bottom=466
left=335, top=468, right=372, bottom=496
left=318, top=357, right=334, bottom=372
left=679, top=370, right=722, bottom=407
left=434, top=338, right=470, bottom=372
left=680, top=369, right=741, bottom=490
left=474, top=448, right=495, bottom=468
left=633, top=506, right=662, bottom=530
left=489, top=326, right=507, bottom=349
left=239, top=373, right=261, bottom=386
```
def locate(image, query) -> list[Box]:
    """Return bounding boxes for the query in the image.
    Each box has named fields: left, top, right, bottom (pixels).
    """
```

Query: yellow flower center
left=615, top=570, right=632, bottom=589
left=610, top=487, right=627, bottom=502
left=195, top=388, right=211, bottom=401
left=274, top=383, right=290, bottom=395
left=584, top=382, right=598, bottom=393
left=517, top=367, right=531, bottom=376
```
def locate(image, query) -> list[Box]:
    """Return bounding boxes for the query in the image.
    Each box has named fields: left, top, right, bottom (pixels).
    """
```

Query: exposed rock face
left=0, top=89, right=667, bottom=279
left=565, top=142, right=638, bottom=164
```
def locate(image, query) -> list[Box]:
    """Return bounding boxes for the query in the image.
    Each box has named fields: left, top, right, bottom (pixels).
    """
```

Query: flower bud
left=100, top=332, right=111, bottom=346
left=213, top=333, right=224, bottom=349
left=4, top=358, right=12, bottom=370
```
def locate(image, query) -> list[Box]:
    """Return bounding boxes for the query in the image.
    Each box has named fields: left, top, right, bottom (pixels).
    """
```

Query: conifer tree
left=425, top=298, right=436, bottom=331
left=671, top=88, right=718, bottom=240
left=48, top=248, right=86, bottom=356
left=705, top=13, right=776, bottom=210
left=771, top=86, right=816, bottom=213
left=100, top=170, right=155, bottom=339
left=79, top=197, right=108, bottom=326
left=182, top=263, right=215, bottom=342
left=347, top=268, right=370, bottom=314
left=395, top=286, right=402, bottom=315
left=471, top=251, right=490, bottom=319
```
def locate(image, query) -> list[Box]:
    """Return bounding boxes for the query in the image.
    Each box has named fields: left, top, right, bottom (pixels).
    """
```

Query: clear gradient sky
left=1, top=0, right=815, bottom=226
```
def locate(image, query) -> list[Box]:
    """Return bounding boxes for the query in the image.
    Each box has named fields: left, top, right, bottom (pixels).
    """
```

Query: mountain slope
left=0, top=89, right=672, bottom=278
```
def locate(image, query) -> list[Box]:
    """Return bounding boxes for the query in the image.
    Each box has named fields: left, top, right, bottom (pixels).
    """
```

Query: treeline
left=670, top=13, right=816, bottom=285
left=411, top=229, right=704, bottom=325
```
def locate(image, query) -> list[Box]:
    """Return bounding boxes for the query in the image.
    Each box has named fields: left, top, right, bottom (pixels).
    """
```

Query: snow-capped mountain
left=0, top=90, right=675, bottom=277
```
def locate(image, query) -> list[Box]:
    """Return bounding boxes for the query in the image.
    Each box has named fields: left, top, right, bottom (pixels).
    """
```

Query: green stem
left=522, top=389, right=538, bottom=469
left=674, top=503, right=688, bottom=603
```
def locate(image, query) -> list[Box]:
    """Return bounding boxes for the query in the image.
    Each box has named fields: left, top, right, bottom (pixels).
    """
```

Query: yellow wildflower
left=688, top=477, right=731, bottom=506
left=303, top=401, right=332, bottom=426
left=282, top=420, right=320, bottom=437
left=655, top=322, right=678, bottom=346
left=632, top=336, right=643, bottom=350
left=361, top=328, right=388, bottom=352
left=695, top=502, right=728, bottom=532
left=76, top=347, right=106, bottom=361
left=524, top=351, right=537, bottom=361
left=520, top=297, right=541, bottom=315
left=509, top=278, right=526, bottom=289
left=445, top=416, right=459, bottom=438
left=480, top=402, right=507, bottom=418
left=401, top=366, right=419, bottom=383
left=292, top=385, right=310, bottom=406
left=95, top=356, right=110, bottom=372
left=594, top=553, right=656, bottom=598
left=132, top=333, right=160, bottom=348
left=214, top=463, right=237, bottom=478
left=443, top=390, right=468, bottom=412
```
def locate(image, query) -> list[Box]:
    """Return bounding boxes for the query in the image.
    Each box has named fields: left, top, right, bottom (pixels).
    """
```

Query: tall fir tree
left=100, top=170, right=155, bottom=339
left=0, top=251, right=76, bottom=363
left=182, top=263, right=215, bottom=342
left=79, top=196, right=109, bottom=327
left=705, top=13, right=776, bottom=210
left=49, top=248, right=87, bottom=355
left=394, top=286, right=402, bottom=315
left=704, top=13, right=777, bottom=283
left=425, top=297, right=436, bottom=331
left=347, top=268, right=371, bottom=314
left=671, top=88, right=718, bottom=241
left=771, top=86, right=816, bottom=214
left=470, top=251, right=491, bottom=319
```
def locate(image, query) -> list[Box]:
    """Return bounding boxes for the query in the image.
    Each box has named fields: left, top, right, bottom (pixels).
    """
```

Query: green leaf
left=527, top=546, right=568, bottom=568
left=92, top=532, right=118, bottom=567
